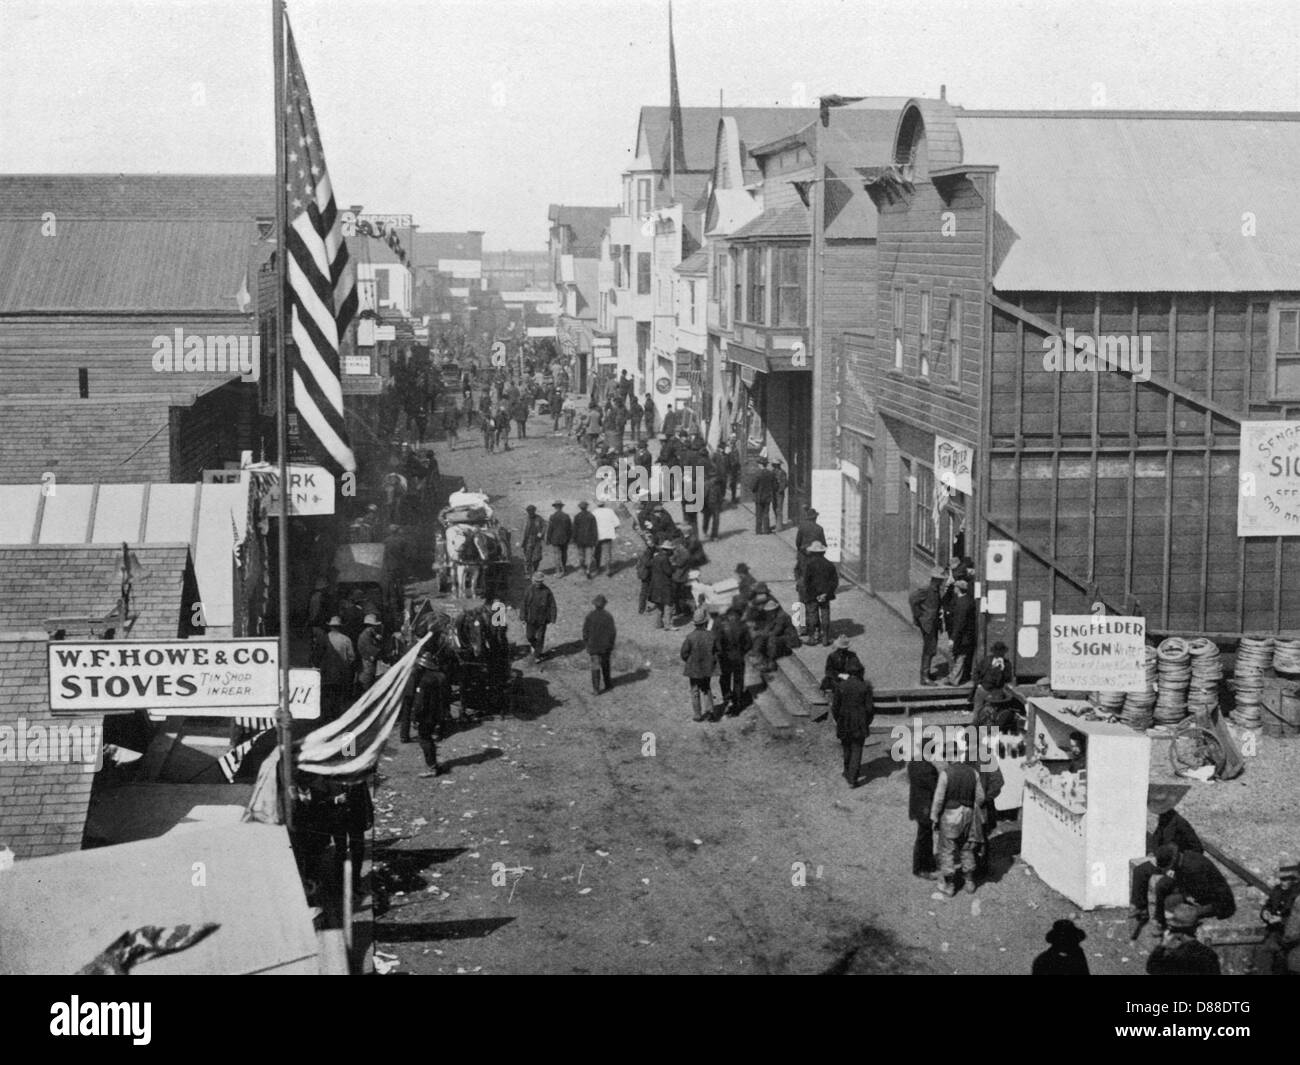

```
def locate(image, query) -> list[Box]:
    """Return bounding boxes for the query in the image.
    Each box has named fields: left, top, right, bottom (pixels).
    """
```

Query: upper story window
left=1271, top=302, right=1300, bottom=399
left=746, top=247, right=767, bottom=325
left=613, top=245, right=623, bottom=288
left=688, top=280, right=697, bottom=326
left=636, top=178, right=652, bottom=218
left=637, top=252, right=651, bottom=295
left=919, top=290, right=932, bottom=378
left=774, top=246, right=806, bottom=326
left=732, top=248, right=743, bottom=325
left=892, top=287, right=905, bottom=370
left=623, top=176, right=633, bottom=216
left=622, top=247, right=631, bottom=289
left=947, top=294, right=963, bottom=388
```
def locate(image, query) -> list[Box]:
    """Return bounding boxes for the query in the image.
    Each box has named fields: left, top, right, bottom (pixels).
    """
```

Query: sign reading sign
left=266, top=465, right=336, bottom=517
left=1049, top=615, right=1147, bottom=693
left=934, top=435, right=974, bottom=495
left=49, top=639, right=280, bottom=715
left=1238, top=420, right=1300, bottom=536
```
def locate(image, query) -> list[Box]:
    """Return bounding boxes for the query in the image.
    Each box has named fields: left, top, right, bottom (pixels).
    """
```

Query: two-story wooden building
left=859, top=99, right=1300, bottom=674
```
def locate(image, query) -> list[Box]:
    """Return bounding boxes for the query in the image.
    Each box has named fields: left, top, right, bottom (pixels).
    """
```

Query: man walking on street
left=356, top=613, right=384, bottom=693
left=771, top=459, right=788, bottom=531
left=411, top=646, right=449, bottom=778
left=910, top=568, right=946, bottom=686
left=315, top=615, right=356, bottom=722
left=521, top=504, right=546, bottom=576
left=635, top=542, right=654, bottom=613
left=521, top=571, right=557, bottom=661
left=908, top=753, right=940, bottom=878
left=573, top=500, right=599, bottom=578
left=723, top=441, right=741, bottom=504
left=582, top=594, right=617, bottom=694
left=801, top=541, right=838, bottom=645
left=831, top=662, right=873, bottom=787
left=753, top=459, right=776, bottom=534
left=593, top=500, right=620, bottom=576
left=930, top=748, right=985, bottom=897
left=702, top=464, right=725, bottom=542
left=649, top=544, right=676, bottom=629
left=546, top=500, right=572, bottom=577
left=681, top=608, right=718, bottom=722
left=714, top=603, right=752, bottom=715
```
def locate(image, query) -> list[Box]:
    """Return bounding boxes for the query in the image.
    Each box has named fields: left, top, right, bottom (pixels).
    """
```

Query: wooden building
left=858, top=100, right=1300, bottom=675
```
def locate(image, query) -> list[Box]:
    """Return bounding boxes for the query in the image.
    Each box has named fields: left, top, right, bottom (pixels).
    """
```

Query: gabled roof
left=674, top=249, right=708, bottom=274
left=0, top=218, right=260, bottom=313
left=0, top=543, right=193, bottom=639
left=637, top=106, right=819, bottom=173
left=547, top=205, right=618, bottom=257
left=730, top=203, right=811, bottom=241
left=0, top=634, right=101, bottom=860
left=0, top=174, right=273, bottom=220
left=706, top=187, right=761, bottom=238
left=953, top=110, right=1300, bottom=291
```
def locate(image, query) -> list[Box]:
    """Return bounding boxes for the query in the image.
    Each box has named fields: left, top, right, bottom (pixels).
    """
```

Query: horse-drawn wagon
left=436, top=491, right=513, bottom=599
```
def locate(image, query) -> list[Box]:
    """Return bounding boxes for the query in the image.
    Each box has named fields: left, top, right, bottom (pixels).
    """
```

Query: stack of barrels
left=1154, top=637, right=1192, bottom=725
left=1230, top=635, right=1273, bottom=729
left=1120, top=645, right=1159, bottom=731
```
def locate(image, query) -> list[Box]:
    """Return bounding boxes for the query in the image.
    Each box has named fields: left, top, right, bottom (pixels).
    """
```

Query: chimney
left=939, top=84, right=947, bottom=101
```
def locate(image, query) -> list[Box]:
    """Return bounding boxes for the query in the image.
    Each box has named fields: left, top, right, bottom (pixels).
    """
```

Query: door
left=841, top=472, right=861, bottom=578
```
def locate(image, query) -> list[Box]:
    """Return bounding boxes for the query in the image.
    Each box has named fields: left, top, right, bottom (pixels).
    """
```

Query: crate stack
left=1230, top=635, right=1273, bottom=728
left=1121, top=646, right=1159, bottom=730
left=1154, top=638, right=1191, bottom=725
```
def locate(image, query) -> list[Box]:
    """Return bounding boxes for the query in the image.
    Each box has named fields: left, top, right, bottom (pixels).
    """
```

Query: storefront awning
left=726, top=344, right=767, bottom=374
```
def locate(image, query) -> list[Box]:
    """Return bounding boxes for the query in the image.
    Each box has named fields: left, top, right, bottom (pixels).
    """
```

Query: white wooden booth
left=1020, top=698, right=1150, bottom=909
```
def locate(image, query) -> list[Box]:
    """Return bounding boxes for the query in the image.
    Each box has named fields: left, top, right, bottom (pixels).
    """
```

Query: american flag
left=283, top=19, right=358, bottom=475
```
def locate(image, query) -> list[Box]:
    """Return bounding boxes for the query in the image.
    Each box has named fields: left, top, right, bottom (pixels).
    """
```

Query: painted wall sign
left=1238, top=420, right=1300, bottom=536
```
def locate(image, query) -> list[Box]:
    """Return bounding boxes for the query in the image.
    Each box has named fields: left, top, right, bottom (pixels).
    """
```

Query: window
left=947, top=294, right=963, bottom=387
left=622, top=247, right=631, bottom=289
left=919, top=290, right=931, bottom=377
left=689, top=280, right=697, bottom=326
left=892, top=288, right=905, bottom=370
left=376, top=269, right=390, bottom=303
left=1273, top=302, right=1300, bottom=398
left=747, top=246, right=767, bottom=324
left=913, top=463, right=936, bottom=555
left=732, top=248, right=743, bottom=324
left=623, top=176, right=632, bottom=216
left=636, top=178, right=652, bottom=218
left=613, top=246, right=623, bottom=288
left=637, top=252, right=651, bottom=295
left=774, top=246, right=806, bottom=326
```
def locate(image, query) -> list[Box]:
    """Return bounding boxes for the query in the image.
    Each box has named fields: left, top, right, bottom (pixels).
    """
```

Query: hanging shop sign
left=1237, top=420, right=1300, bottom=536
left=49, top=639, right=280, bottom=715
left=934, top=434, right=974, bottom=495
left=1049, top=615, right=1147, bottom=692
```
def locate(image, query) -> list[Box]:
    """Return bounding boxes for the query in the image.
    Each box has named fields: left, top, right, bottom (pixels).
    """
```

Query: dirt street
left=368, top=416, right=1253, bottom=975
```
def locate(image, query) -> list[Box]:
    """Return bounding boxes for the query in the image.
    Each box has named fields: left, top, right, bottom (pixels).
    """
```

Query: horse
left=445, top=524, right=481, bottom=599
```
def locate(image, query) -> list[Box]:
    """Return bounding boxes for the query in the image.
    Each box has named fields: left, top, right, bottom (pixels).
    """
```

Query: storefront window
left=913, top=462, right=936, bottom=556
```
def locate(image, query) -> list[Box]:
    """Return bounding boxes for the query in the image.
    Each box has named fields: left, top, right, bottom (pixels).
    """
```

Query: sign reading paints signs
left=1238, top=420, right=1300, bottom=536
left=49, top=639, right=279, bottom=715
left=1049, top=616, right=1146, bottom=692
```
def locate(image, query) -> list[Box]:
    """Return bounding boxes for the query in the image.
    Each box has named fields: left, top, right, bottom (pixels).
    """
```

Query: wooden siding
left=985, top=293, right=1300, bottom=674
left=823, top=242, right=874, bottom=460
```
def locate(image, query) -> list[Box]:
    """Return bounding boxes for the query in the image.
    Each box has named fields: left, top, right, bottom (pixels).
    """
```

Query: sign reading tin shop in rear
left=1049, top=616, right=1146, bottom=692
left=49, top=639, right=279, bottom=715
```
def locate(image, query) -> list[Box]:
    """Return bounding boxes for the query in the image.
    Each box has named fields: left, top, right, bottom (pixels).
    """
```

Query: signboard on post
left=1049, top=615, right=1147, bottom=692
left=49, top=639, right=280, bottom=715
left=810, top=469, right=843, bottom=563
left=265, top=464, right=336, bottom=517
left=1238, top=420, right=1300, bottom=536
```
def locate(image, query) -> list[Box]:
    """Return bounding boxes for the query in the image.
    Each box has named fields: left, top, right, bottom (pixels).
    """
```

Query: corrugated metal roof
left=0, top=218, right=259, bottom=312
left=637, top=106, right=819, bottom=172
left=0, top=174, right=273, bottom=219
left=730, top=203, right=811, bottom=241
left=955, top=112, right=1300, bottom=291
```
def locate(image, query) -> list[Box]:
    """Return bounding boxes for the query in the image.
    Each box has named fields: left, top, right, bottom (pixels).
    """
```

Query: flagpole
left=273, top=0, right=295, bottom=831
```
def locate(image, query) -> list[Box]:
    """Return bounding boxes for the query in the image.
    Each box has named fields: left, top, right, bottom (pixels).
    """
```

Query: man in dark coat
left=1132, top=843, right=1235, bottom=939
left=572, top=500, right=599, bottom=578
left=1129, top=807, right=1205, bottom=939
left=315, top=616, right=356, bottom=722
left=752, top=459, right=776, bottom=534
left=714, top=604, right=752, bottom=715
left=510, top=394, right=529, bottom=438
left=944, top=579, right=977, bottom=685
left=971, top=641, right=1013, bottom=721
left=820, top=635, right=864, bottom=694
left=642, top=394, right=656, bottom=440
left=659, top=432, right=680, bottom=469
left=754, top=599, right=800, bottom=673
left=771, top=459, right=789, bottom=530
left=831, top=663, right=873, bottom=787
left=907, top=755, right=940, bottom=878
left=521, top=571, right=557, bottom=661
left=722, top=442, right=742, bottom=503
left=546, top=500, right=572, bottom=577
left=410, top=645, right=450, bottom=777
left=1032, top=920, right=1091, bottom=975
left=801, top=541, right=839, bottom=646
left=661, top=404, right=679, bottom=439
left=635, top=543, right=655, bottom=614
left=356, top=613, right=384, bottom=693
left=680, top=609, right=718, bottom=721
left=648, top=545, right=676, bottom=629
left=582, top=594, right=617, bottom=694
left=1146, top=905, right=1221, bottom=975
left=909, top=568, right=945, bottom=686
left=702, top=468, right=726, bottom=542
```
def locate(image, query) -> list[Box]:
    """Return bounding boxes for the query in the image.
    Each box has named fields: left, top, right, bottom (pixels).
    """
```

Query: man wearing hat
left=520, top=504, right=547, bottom=576
left=971, top=641, right=1013, bottom=719
left=1031, top=920, right=1090, bottom=975
left=648, top=544, right=677, bottom=629
left=356, top=613, right=384, bottom=693
left=722, top=441, right=741, bottom=504
left=771, top=458, right=788, bottom=531
left=752, top=458, right=776, bottom=534
left=545, top=500, right=572, bottom=577
left=1131, top=843, right=1235, bottom=940
left=1146, top=905, right=1222, bottom=975
left=573, top=500, right=599, bottom=578
left=830, top=661, right=873, bottom=787
left=582, top=594, right=617, bottom=695
left=800, top=541, right=839, bottom=646
left=521, top=571, right=558, bottom=661
left=1128, top=807, right=1205, bottom=940
left=909, top=568, right=946, bottom=686
left=944, top=578, right=977, bottom=685
left=680, top=608, right=719, bottom=721
left=733, top=562, right=756, bottom=602
left=714, top=602, right=752, bottom=715
left=820, top=636, right=864, bottom=694
left=753, top=598, right=801, bottom=673
left=315, top=615, right=356, bottom=722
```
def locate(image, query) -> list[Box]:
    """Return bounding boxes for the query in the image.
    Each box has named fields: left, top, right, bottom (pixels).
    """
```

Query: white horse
left=445, top=524, right=480, bottom=599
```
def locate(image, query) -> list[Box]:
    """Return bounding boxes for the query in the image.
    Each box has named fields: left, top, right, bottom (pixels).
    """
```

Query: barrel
left=1265, top=686, right=1300, bottom=738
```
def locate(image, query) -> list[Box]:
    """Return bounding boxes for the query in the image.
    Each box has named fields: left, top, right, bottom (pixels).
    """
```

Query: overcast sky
left=2, top=0, right=1298, bottom=249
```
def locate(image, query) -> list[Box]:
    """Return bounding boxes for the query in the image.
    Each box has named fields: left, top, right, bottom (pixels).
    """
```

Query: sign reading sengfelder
left=49, top=639, right=279, bottom=715
left=1049, top=615, right=1146, bottom=693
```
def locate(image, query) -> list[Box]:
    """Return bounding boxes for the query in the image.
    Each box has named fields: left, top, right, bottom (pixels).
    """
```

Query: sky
left=2, top=0, right=1299, bottom=249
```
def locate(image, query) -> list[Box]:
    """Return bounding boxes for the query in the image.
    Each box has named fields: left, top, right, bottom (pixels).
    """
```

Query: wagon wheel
left=1169, top=725, right=1224, bottom=777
